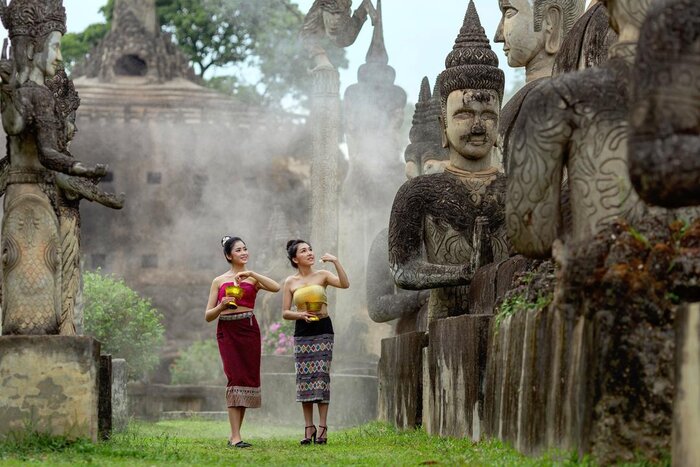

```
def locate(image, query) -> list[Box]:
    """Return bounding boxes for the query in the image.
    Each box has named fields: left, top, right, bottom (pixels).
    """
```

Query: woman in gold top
left=282, top=239, right=349, bottom=445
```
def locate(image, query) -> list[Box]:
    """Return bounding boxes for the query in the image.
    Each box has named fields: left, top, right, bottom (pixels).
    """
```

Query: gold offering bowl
left=305, top=302, right=323, bottom=320
left=225, top=285, right=244, bottom=309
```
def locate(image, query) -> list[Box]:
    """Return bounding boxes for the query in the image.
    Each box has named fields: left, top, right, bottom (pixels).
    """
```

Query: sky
left=2, top=0, right=522, bottom=104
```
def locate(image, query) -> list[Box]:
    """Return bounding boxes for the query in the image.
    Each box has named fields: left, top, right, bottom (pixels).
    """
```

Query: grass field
left=0, top=420, right=666, bottom=466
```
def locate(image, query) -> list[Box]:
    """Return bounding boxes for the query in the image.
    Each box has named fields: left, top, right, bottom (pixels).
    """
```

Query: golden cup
left=306, top=302, right=322, bottom=320
left=225, top=285, right=244, bottom=309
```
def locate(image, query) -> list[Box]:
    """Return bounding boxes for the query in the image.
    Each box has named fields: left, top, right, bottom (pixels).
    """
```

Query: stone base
left=111, top=359, right=128, bottom=432
left=424, top=314, right=491, bottom=440
left=0, top=336, right=100, bottom=441
left=378, top=332, right=427, bottom=429
left=674, top=303, right=700, bottom=467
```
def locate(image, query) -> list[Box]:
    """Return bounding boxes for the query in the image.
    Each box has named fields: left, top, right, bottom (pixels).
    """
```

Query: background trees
left=62, top=0, right=348, bottom=109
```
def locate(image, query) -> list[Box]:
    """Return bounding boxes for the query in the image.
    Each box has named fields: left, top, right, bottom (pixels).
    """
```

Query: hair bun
left=286, top=239, right=297, bottom=249
left=222, top=236, right=232, bottom=247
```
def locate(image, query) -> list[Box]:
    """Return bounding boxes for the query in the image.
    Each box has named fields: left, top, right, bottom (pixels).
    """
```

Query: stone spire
left=356, top=0, right=395, bottom=85
left=438, top=0, right=504, bottom=103
left=73, top=0, right=193, bottom=82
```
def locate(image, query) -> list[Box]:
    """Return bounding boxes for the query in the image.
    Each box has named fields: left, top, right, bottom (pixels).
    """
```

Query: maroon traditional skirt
left=216, top=312, right=261, bottom=408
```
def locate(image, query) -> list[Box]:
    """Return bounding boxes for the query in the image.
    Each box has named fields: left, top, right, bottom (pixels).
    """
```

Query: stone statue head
left=437, top=0, right=505, bottom=162
left=495, top=0, right=584, bottom=71
left=0, top=0, right=67, bottom=83
left=45, top=66, right=80, bottom=149
left=404, top=77, right=449, bottom=178
left=599, top=0, right=654, bottom=38
left=320, top=0, right=352, bottom=41
left=629, top=0, right=700, bottom=206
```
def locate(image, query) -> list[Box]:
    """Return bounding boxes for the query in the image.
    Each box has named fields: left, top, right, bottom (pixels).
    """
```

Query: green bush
left=170, top=340, right=225, bottom=386
left=83, top=270, right=165, bottom=381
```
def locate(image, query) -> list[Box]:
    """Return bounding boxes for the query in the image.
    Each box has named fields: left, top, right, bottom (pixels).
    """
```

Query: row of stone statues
left=370, top=0, right=698, bottom=330
left=0, top=0, right=123, bottom=335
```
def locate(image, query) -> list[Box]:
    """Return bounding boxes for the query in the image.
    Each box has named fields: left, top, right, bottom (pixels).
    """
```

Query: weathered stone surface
left=424, top=315, right=491, bottom=440
left=98, top=355, right=112, bottom=440
left=629, top=0, right=700, bottom=207
left=378, top=332, right=427, bottom=428
left=111, top=358, right=128, bottom=432
left=0, top=336, right=100, bottom=441
left=673, top=303, right=700, bottom=467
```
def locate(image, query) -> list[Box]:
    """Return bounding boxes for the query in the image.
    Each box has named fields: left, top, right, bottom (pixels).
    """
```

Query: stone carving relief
left=506, top=0, right=654, bottom=258
left=628, top=0, right=700, bottom=207
left=388, top=0, right=508, bottom=321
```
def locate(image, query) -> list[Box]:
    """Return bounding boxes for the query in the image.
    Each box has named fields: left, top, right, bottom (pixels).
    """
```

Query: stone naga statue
left=628, top=0, right=700, bottom=207
left=0, top=0, right=120, bottom=335
left=506, top=0, right=654, bottom=258
left=367, top=77, right=448, bottom=332
left=301, top=0, right=376, bottom=70
left=388, top=0, right=508, bottom=321
left=494, top=0, right=585, bottom=169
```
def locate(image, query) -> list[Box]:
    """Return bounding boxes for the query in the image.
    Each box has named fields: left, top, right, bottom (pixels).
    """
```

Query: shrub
left=170, top=340, right=226, bottom=386
left=83, top=270, right=165, bottom=381
left=261, top=320, right=295, bottom=355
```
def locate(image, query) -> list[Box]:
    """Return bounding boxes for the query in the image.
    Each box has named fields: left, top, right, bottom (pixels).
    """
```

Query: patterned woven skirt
left=216, top=313, right=261, bottom=408
left=294, top=333, right=334, bottom=403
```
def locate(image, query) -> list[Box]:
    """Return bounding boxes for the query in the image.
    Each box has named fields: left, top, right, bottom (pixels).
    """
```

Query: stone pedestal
left=674, top=303, right=700, bottom=467
left=378, top=332, right=427, bottom=428
left=424, top=315, right=492, bottom=440
left=111, top=358, right=129, bottom=432
left=0, top=336, right=101, bottom=441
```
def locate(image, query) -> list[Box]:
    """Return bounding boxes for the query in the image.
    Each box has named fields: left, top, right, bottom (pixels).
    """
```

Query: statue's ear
left=439, top=115, right=448, bottom=149
left=544, top=5, right=564, bottom=55
left=26, top=42, right=34, bottom=61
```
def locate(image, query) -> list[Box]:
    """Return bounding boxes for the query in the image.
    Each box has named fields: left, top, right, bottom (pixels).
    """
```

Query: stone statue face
left=444, top=89, right=499, bottom=161
left=323, top=11, right=344, bottom=41
left=495, top=0, right=543, bottom=68
left=35, top=31, right=63, bottom=79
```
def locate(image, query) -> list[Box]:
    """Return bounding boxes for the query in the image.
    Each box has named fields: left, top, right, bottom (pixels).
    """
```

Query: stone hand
left=362, top=0, right=378, bottom=25
left=71, top=162, right=107, bottom=178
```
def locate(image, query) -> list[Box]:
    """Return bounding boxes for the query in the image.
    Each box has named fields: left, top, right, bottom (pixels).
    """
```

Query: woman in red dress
left=205, top=236, right=280, bottom=448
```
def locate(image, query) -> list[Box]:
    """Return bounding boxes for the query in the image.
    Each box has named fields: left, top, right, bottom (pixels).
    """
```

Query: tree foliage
left=83, top=270, right=165, bottom=381
left=170, top=339, right=225, bottom=386
left=62, top=0, right=348, bottom=108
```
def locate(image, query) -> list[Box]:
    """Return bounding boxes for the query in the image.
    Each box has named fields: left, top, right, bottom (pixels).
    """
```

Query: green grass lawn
left=0, top=420, right=665, bottom=466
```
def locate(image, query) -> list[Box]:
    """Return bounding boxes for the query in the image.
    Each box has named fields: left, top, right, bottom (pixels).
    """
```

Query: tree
left=83, top=270, right=165, bottom=381
left=65, top=0, right=348, bottom=108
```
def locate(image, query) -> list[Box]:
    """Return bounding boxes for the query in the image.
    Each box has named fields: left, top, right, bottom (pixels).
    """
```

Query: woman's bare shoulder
left=213, top=272, right=235, bottom=287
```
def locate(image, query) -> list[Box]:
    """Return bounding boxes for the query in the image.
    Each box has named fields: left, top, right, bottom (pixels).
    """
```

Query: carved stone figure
left=0, top=0, right=115, bottom=335
left=628, top=0, right=700, bottom=207
left=495, top=0, right=585, bottom=82
left=506, top=0, right=653, bottom=258
left=388, top=0, right=508, bottom=321
left=495, top=0, right=585, bottom=169
left=301, top=0, right=376, bottom=70
left=367, top=77, right=447, bottom=332
left=44, top=69, right=124, bottom=335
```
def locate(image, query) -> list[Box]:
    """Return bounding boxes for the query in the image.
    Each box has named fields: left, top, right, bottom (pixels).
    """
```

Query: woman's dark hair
left=222, top=236, right=245, bottom=262
left=286, top=239, right=310, bottom=269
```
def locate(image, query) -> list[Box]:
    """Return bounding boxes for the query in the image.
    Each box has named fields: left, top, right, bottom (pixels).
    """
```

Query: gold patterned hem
left=226, top=385, right=261, bottom=408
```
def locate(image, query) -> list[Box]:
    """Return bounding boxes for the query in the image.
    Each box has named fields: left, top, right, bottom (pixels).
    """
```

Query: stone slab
left=425, top=314, right=492, bottom=440
left=111, top=359, right=128, bottom=432
left=378, top=332, right=428, bottom=429
left=0, top=336, right=100, bottom=441
left=673, top=303, right=700, bottom=467
left=98, top=355, right=112, bottom=440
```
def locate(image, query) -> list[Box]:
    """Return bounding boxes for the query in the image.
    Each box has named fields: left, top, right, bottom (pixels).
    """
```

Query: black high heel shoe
left=300, top=425, right=316, bottom=445
left=315, top=425, right=327, bottom=445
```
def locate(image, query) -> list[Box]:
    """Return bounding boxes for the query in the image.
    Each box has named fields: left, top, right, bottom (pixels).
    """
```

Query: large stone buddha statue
left=388, top=0, right=508, bottom=321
